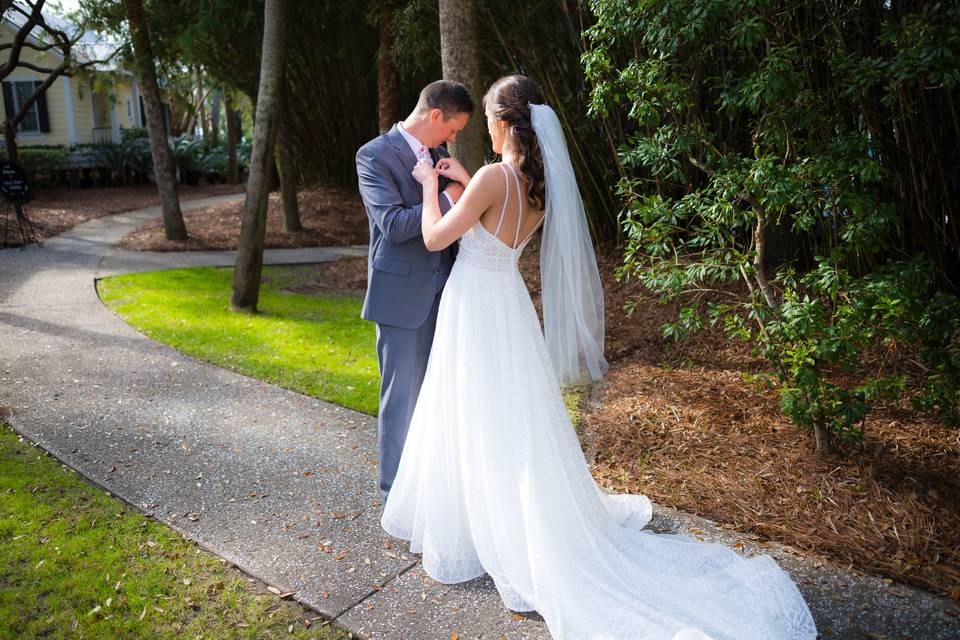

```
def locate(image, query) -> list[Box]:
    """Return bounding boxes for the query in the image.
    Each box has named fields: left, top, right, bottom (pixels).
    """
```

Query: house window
left=11, top=81, right=40, bottom=133
left=126, top=99, right=132, bottom=121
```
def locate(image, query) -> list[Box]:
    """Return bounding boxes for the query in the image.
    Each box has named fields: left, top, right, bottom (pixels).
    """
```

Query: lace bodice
left=457, top=163, right=542, bottom=272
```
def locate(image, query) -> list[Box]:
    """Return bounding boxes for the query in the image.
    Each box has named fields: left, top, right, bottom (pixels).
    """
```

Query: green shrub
left=18, top=145, right=69, bottom=172
left=586, top=0, right=960, bottom=451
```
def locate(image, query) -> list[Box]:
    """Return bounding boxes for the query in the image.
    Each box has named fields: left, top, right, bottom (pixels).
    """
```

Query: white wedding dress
left=381, top=163, right=817, bottom=640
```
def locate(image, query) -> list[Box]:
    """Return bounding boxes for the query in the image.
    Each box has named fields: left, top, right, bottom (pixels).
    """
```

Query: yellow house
left=0, top=9, right=144, bottom=148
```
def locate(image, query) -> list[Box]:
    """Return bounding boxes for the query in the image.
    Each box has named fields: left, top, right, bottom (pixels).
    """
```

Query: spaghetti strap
left=517, top=214, right=544, bottom=249
left=493, top=163, right=510, bottom=237
left=503, top=163, right=524, bottom=248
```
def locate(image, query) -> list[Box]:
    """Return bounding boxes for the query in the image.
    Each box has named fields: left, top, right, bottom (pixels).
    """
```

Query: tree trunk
left=210, top=89, right=221, bottom=147
left=813, top=417, right=833, bottom=456
left=377, top=0, right=401, bottom=134
left=5, top=121, right=17, bottom=163
left=225, top=92, right=240, bottom=184
left=277, top=76, right=301, bottom=232
left=122, top=0, right=186, bottom=241
left=231, top=0, right=287, bottom=313
left=196, top=64, right=209, bottom=145
left=438, top=0, right=483, bottom=173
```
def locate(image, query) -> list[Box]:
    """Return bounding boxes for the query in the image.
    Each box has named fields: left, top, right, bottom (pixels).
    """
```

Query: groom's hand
left=444, top=181, right=465, bottom=204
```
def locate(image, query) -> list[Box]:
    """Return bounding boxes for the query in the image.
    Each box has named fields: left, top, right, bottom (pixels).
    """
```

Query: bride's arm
left=417, top=163, right=499, bottom=252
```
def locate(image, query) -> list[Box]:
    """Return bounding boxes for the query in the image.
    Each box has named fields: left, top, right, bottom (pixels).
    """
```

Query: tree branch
left=8, top=61, right=59, bottom=74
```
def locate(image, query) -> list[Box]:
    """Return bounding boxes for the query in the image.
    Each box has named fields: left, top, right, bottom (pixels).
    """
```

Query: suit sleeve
left=356, top=146, right=425, bottom=244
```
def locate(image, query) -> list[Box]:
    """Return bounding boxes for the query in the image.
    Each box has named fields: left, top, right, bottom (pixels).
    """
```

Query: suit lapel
left=386, top=124, right=422, bottom=196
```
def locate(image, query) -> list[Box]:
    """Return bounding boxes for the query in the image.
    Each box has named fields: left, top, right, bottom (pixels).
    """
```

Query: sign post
left=0, top=159, right=40, bottom=248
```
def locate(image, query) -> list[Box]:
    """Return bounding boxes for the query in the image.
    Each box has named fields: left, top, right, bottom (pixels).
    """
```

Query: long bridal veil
left=531, top=103, right=608, bottom=385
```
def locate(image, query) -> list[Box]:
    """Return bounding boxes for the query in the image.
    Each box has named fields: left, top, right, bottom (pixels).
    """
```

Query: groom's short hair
left=414, top=80, right=474, bottom=120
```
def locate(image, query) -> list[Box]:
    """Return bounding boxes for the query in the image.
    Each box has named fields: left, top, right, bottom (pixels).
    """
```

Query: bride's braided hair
left=483, top=75, right=545, bottom=210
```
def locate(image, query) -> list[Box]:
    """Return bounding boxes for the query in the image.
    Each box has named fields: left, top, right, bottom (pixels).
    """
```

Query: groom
left=355, top=80, right=474, bottom=500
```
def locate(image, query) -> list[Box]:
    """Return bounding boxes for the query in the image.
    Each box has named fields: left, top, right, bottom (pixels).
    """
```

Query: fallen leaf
left=267, top=586, right=283, bottom=596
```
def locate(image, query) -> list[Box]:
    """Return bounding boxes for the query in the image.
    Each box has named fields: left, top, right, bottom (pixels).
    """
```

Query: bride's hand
left=435, top=157, right=470, bottom=185
left=412, top=159, right=438, bottom=186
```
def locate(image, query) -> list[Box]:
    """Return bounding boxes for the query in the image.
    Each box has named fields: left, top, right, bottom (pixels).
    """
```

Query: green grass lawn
left=98, top=266, right=380, bottom=415
left=6, top=265, right=585, bottom=636
left=98, top=265, right=586, bottom=423
left=0, top=422, right=347, bottom=639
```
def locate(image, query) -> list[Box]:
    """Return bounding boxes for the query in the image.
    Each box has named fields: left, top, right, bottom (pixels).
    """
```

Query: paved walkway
left=0, top=195, right=956, bottom=639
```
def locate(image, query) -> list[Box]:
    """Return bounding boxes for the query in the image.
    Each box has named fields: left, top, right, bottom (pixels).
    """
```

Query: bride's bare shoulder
left=468, top=162, right=505, bottom=193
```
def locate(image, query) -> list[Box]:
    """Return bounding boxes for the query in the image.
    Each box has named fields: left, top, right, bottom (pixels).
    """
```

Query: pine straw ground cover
left=0, top=183, right=244, bottom=247
left=118, top=187, right=368, bottom=252
left=282, top=242, right=960, bottom=600
left=581, top=251, right=960, bottom=600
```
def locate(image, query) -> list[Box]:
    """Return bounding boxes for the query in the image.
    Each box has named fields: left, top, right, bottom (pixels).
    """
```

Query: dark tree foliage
left=391, top=0, right=625, bottom=242
left=584, top=0, right=960, bottom=451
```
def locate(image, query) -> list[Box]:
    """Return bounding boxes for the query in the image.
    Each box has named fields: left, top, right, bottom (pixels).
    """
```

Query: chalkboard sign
left=0, top=160, right=32, bottom=204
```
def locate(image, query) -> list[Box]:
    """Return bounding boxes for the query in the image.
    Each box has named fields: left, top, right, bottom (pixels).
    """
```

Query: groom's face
left=425, top=109, right=471, bottom=148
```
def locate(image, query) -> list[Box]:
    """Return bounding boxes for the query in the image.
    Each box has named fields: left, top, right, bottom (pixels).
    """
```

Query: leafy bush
left=121, top=127, right=149, bottom=142
left=169, top=135, right=203, bottom=173
left=18, top=146, right=69, bottom=173
left=123, top=137, right=153, bottom=176
left=586, top=0, right=960, bottom=451
left=199, top=146, right=228, bottom=183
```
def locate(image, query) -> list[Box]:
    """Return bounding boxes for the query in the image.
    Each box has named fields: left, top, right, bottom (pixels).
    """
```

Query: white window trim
left=63, top=75, right=78, bottom=145
left=7, top=75, right=44, bottom=139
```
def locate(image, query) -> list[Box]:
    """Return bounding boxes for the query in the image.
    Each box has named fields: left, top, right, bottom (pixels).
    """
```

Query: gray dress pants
left=375, top=291, right=442, bottom=499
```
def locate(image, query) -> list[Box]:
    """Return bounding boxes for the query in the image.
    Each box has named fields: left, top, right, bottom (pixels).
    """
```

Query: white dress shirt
left=397, top=122, right=454, bottom=209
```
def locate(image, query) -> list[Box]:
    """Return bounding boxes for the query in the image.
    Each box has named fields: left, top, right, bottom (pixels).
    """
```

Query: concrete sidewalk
left=0, top=197, right=956, bottom=639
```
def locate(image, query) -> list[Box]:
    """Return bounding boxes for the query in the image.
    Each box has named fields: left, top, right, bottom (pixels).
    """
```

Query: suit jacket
left=356, top=124, right=459, bottom=330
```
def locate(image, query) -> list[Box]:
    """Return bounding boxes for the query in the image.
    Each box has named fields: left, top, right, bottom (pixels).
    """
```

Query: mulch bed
left=277, top=240, right=960, bottom=599
left=118, top=187, right=368, bottom=252
left=0, top=183, right=245, bottom=247
left=578, top=251, right=959, bottom=599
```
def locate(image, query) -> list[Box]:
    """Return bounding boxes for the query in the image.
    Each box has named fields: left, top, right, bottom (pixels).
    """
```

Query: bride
left=380, top=74, right=817, bottom=640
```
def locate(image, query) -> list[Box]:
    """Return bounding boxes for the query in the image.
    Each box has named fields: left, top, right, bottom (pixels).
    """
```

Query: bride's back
left=476, top=162, right=544, bottom=251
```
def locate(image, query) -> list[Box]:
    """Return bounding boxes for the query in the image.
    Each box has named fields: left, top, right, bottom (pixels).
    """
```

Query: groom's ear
left=429, top=108, right=444, bottom=123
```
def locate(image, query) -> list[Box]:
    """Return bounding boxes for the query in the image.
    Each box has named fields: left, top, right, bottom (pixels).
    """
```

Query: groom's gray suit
left=356, top=124, right=458, bottom=498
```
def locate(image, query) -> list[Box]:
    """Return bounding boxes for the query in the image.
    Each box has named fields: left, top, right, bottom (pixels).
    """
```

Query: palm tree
left=230, top=0, right=287, bottom=313
left=276, top=75, right=301, bottom=232
left=121, top=0, right=187, bottom=241
left=377, top=0, right=401, bottom=134
left=225, top=90, right=241, bottom=184
left=439, top=0, right=483, bottom=173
